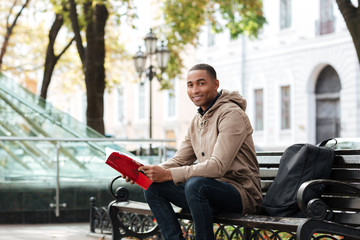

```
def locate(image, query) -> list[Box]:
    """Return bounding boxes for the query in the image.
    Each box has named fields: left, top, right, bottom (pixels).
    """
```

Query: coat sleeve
left=170, top=108, right=251, bottom=184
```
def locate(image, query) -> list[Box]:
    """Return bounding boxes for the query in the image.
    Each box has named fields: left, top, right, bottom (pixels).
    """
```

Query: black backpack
left=262, top=139, right=336, bottom=217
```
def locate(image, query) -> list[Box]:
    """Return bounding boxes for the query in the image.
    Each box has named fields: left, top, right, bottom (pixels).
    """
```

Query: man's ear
left=214, top=79, right=220, bottom=89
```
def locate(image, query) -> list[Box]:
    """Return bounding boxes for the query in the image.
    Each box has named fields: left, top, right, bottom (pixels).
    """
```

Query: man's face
left=187, top=69, right=219, bottom=111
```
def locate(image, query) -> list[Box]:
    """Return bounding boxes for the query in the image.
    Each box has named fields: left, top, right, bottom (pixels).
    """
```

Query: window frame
left=281, top=85, right=291, bottom=130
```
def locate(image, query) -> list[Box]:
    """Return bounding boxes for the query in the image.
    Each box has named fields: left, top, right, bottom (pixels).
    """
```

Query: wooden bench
left=106, top=150, right=360, bottom=240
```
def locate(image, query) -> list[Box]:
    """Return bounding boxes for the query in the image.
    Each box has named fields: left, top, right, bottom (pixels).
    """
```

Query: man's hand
left=139, top=165, right=172, bottom=182
left=121, top=174, right=135, bottom=184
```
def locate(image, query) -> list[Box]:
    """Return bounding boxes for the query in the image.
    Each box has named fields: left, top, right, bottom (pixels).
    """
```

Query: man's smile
left=193, top=96, right=203, bottom=101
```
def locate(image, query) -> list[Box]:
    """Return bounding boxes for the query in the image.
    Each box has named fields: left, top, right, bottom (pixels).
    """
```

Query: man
left=128, top=63, right=262, bottom=240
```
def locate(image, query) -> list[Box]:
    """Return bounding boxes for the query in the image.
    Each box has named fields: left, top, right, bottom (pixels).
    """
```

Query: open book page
left=105, top=147, right=153, bottom=190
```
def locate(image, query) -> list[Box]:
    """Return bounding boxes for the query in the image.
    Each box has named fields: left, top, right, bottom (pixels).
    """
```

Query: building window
left=280, top=0, right=292, bottom=29
left=167, top=79, right=176, bottom=118
left=207, top=24, right=215, bottom=47
left=318, top=0, right=335, bottom=35
left=138, top=84, right=145, bottom=120
left=254, top=89, right=264, bottom=131
left=166, top=130, right=176, bottom=147
left=117, top=87, right=124, bottom=122
left=281, top=86, right=291, bottom=129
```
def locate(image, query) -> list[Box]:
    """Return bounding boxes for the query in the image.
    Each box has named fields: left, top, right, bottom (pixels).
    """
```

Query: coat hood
left=208, top=90, right=247, bottom=114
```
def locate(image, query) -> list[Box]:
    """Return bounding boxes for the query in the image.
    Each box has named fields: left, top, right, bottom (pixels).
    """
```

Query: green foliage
left=160, top=0, right=266, bottom=88
left=46, top=0, right=265, bottom=90
left=1, top=0, right=265, bottom=95
left=217, top=0, right=266, bottom=39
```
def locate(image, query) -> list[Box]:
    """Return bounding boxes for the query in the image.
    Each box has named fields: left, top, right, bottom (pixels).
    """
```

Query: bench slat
left=323, top=197, right=360, bottom=211
left=330, top=169, right=360, bottom=180
left=212, top=213, right=306, bottom=232
left=333, top=212, right=360, bottom=226
left=260, top=181, right=272, bottom=189
left=256, top=152, right=283, bottom=157
left=111, top=200, right=182, bottom=216
left=111, top=201, right=154, bottom=216
left=259, top=169, right=278, bottom=178
left=325, top=183, right=360, bottom=192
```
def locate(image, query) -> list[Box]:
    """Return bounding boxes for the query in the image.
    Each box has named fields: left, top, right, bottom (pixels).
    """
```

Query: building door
left=315, top=65, right=341, bottom=143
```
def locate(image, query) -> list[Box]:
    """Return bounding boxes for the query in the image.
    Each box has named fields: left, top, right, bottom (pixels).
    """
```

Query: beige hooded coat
left=161, top=90, right=262, bottom=214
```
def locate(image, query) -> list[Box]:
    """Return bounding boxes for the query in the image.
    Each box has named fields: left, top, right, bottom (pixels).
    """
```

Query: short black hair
left=189, top=63, right=217, bottom=80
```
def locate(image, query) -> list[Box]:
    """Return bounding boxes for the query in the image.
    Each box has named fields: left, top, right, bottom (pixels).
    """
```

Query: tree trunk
left=84, top=3, right=108, bottom=135
left=41, top=13, right=74, bottom=103
left=41, top=14, right=63, bottom=100
left=69, top=0, right=85, bottom=63
left=336, top=0, right=360, bottom=63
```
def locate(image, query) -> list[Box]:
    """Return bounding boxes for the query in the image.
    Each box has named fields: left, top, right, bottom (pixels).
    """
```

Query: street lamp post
left=133, top=29, right=170, bottom=154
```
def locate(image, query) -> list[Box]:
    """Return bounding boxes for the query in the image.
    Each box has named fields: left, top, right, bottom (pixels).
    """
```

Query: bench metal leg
left=108, top=201, right=161, bottom=240
left=297, top=219, right=360, bottom=240
left=244, top=227, right=252, bottom=240
left=108, top=201, right=121, bottom=240
left=90, top=197, right=96, bottom=233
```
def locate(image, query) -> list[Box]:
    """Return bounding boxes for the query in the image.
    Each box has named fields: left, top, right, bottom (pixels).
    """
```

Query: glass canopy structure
left=0, top=74, right=122, bottom=185
left=0, top=74, right=150, bottom=223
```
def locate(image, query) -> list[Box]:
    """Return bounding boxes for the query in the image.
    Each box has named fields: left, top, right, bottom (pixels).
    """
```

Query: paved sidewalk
left=0, top=222, right=112, bottom=240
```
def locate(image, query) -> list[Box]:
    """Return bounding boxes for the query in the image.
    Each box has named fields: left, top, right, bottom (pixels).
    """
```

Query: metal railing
left=0, top=136, right=175, bottom=217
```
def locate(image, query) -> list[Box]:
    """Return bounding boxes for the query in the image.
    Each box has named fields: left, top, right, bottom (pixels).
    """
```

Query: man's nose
left=192, top=85, right=200, bottom=93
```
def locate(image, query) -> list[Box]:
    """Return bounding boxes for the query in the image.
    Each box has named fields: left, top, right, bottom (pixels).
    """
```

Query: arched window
left=315, top=65, right=341, bottom=142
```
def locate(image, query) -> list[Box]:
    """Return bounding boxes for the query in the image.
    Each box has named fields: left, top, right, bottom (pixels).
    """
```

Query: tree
left=43, top=0, right=265, bottom=135
left=0, top=1, right=81, bottom=92
left=161, top=0, right=266, bottom=79
left=36, top=0, right=135, bottom=135
left=0, top=5, right=50, bottom=85
left=336, top=0, right=360, bottom=63
left=0, top=0, right=31, bottom=72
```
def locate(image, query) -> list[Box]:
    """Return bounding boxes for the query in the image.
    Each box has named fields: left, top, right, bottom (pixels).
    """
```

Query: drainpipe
left=241, top=34, right=246, bottom=96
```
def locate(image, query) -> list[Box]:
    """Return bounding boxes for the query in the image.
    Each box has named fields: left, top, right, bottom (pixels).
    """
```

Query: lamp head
left=133, top=46, right=146, bottom=75
left=156, top=41, right=170, bottom=71
left=144, top=28, right=157, bottom=55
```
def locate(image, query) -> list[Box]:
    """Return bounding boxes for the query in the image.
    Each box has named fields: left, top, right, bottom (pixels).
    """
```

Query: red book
left=105, top=147, right=153, bottom=190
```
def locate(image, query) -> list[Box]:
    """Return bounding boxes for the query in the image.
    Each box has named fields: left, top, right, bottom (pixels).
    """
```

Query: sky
left=126, top=0, right=162, bottom=54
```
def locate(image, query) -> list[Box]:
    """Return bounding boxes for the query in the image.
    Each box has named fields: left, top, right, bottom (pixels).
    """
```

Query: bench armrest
left=108, top=175, right=130, bottom=202
left=297, top=179, right=360, bottom=220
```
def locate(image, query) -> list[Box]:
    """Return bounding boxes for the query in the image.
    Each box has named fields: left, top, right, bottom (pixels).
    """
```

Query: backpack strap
left=319, top=138, right=337, bottom=148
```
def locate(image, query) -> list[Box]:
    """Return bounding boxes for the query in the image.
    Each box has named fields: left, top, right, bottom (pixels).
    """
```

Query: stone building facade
left=194, top=0, right=359, bottom=150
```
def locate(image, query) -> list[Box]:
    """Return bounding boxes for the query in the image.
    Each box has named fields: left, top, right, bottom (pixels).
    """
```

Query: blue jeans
left=144, top=177, right=243, bottom=240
